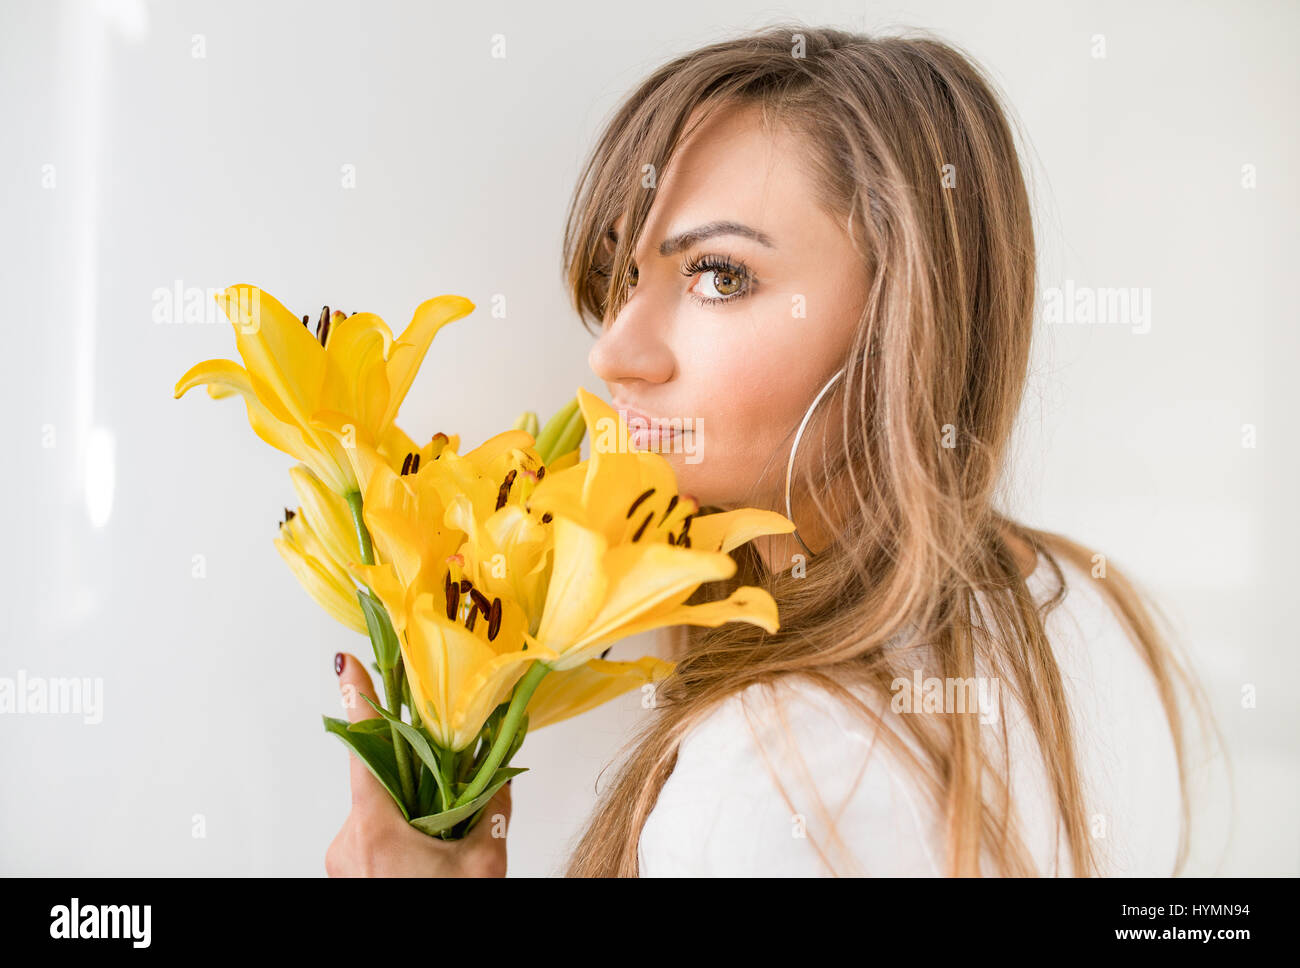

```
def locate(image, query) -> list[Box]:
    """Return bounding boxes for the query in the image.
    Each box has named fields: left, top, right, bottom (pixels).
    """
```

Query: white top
left=637, top=552, right=1183, bottom=876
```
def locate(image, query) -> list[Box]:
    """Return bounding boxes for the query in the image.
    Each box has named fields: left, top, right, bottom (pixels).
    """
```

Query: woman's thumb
left=466, top=782, right=513, bottom=843
left=335, top=651, right=382, bottom=724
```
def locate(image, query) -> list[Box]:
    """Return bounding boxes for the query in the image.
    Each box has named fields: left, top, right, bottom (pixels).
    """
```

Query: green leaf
left=322, top=716, right=410, bottom=820
left=346, top=718, right=393, bottom=736
left=408, top=767, right=526, bottom=838
left=357, top=590, right=401, bottom=672
left=360, top=694, right=453, bottom=809
left=416, top=762, right=438, bottom=817
left=505, top=712, right=529, bottom=763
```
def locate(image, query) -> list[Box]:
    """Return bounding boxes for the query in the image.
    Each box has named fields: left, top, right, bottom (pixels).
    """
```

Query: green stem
left=384, top=665, right=417, bottom=810
left=452, top=661, right=550, bottom=809
left=439, top=746, right=456, bottom=813
left=346, top=488, right=415, bottom=811
left=345, top=491, right=375, bottom=566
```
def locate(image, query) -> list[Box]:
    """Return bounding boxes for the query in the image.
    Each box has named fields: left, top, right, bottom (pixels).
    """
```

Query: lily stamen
left=631, top=510, right=654, bottom=541
left=316, top=306, right=332, bottom=347
left=444, top=571, right=461, bottom=621
left=659, top=493, right=679, bottom=525
left=495, top=468, right=518, bottom=510
left=626, top=487, right=655, bottom=519
left=469, top=587, right=492, bottom=616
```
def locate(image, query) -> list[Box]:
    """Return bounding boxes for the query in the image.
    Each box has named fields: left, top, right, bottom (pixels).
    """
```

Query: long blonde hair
left=560, top=24, right=1217, bottom=876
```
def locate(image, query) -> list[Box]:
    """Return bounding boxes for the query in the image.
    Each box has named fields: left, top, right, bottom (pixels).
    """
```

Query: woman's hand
left=325, top=652, right=512, bottom=877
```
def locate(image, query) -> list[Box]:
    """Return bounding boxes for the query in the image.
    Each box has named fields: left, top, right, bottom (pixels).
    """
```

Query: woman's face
left=589, top=102, right=868, bottom=512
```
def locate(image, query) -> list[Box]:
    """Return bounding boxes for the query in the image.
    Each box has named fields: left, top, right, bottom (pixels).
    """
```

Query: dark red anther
left=487, top=598, right=502, bottom=641
left=678, top=513, right=694, bottom=540
left=626, top=487, right=655, bottom=519
left=469, top=588, right=491, bottom=615
left=444, top=571, right=460, bottom=621
left=495, top=469, right=518, bottom=511
left=659, top=493, right=679, bottom=524
left=632, top=510, right=654, bottom=541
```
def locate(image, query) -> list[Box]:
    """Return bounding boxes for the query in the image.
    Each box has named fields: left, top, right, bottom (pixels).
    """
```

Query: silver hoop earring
left=784, top=367, right=844, bottom=559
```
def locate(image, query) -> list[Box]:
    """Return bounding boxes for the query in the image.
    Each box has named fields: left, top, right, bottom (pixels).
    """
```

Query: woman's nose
left=588, top=297, right=676, bottom=386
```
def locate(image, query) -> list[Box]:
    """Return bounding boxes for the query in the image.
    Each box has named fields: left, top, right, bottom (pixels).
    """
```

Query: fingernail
left=334, top=653, right=345, bottom=676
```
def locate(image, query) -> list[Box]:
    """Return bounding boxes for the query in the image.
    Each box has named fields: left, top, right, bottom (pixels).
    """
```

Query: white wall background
left=1, top=0, right=1295, bottom=875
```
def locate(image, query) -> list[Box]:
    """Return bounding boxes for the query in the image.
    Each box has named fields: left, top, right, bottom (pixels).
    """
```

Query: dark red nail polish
left=334, top=653, right=345, bottom=675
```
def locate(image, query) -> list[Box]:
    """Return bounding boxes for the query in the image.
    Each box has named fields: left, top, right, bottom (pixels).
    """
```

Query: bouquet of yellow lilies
left=174, top=284, right=795, bottom=838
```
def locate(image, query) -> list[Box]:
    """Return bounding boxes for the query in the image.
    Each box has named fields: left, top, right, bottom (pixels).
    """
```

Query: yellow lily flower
left=525, top=654, right=675, bottom=731
left=280, top=433, right=459, bottom=623
left=335, top=426, right=594, bottom=750
left=347, top=443, right=562, bottom=751
left=521, top=387, right=797, bottom=670
left=346, top=449, right=466, bottom=633
left=327, top=441, right=551, bottom=751
left=274, top=508, right=369, bottom=635
left=430, top=432, right=555, bottom=625
left=396, top=591, right=559, bottom=752
left=174, top=285, right=474, bottom=495
left=288, top=464, right=359, bottom=574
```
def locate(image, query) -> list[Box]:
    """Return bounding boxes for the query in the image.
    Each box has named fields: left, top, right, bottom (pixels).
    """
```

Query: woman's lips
left=617, top=405, right=692, bottom=451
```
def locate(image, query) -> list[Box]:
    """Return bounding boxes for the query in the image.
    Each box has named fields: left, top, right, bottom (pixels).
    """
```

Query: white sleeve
left=637, top=676, right=943, bottom=876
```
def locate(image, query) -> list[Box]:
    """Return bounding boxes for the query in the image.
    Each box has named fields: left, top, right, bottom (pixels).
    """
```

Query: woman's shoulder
left=1019, top=550, right=1185, bottom=874
left=637, top=549, right=1184, bottom=876
left=637, top=673, right=943, bottom=876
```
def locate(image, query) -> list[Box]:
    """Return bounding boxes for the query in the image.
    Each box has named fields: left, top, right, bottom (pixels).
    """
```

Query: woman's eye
left=695, top=268, right=743, bottom=299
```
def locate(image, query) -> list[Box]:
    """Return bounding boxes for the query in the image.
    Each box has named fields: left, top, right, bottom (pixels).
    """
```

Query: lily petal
left=175, top=358, right=352, bottom=493
left=382, top=295, right=475, bottom=429
left=526, top=655, right=675, bottom=730
left=684, top=507, right=797, bottom=554
left=275, top=529, right=367, bottom=634
left=576, top=585, right=781, bottom=660
left=289, top=464, right=360, bottom=570
left=535, top=516, right=609, bottom=650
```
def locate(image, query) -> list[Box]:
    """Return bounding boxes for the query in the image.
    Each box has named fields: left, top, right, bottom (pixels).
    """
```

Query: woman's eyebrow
left=606, top=221, right=775, bottom=255
left=659, top=221, right=775, bottom=255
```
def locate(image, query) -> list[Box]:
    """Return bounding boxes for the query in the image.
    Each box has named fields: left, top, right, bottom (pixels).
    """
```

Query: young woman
left=326, top=24, right=1212, bottom=877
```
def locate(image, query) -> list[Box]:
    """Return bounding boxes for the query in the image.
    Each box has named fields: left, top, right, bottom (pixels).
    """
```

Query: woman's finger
left=334, top=652, right=390, bottom=810
left=336, top=651, right=382, bottom=724
left=464, top=782, right=512, bottom=845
